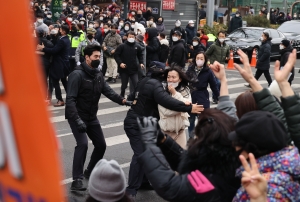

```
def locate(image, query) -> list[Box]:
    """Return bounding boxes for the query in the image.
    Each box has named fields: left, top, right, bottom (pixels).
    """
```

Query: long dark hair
left=235, top=90, right=258, bottom=119
left=164, top=67, right=192, bottom=92
left=192, top=51, right=208, bottom=67
left=262, top=31, right=272, bottom=41
left=86, top=194, right=133, bottom=202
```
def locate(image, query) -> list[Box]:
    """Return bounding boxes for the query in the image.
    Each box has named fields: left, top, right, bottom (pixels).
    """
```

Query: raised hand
left=274, top=49, right=296, bottom=83
left=210, top=61, right=226, bottom=81
left=240, top=153, right=267, bottom=201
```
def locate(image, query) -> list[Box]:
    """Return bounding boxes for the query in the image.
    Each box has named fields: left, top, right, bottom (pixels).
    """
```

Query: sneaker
left=70, top=179, right=86, bottom=191
left=83, top=169, right=91, bottom=179
left=106, top=77, right=112, bottom=82
left=244, top=84, right=251, bottom=88
left=212, top=100, right=218, bottom=104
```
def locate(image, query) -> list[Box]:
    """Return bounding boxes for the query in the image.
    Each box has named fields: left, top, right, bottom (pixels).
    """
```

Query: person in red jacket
left=198, top=29, right=208, bottom=47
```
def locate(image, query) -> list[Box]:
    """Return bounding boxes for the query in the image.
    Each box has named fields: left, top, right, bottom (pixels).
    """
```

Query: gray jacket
left=216, top=96, right=238, bottom=121
left=75, top=39, right=103, bottom=66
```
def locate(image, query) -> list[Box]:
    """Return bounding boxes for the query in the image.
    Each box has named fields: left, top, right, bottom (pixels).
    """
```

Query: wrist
left=220, top=78, right=227, bottom=83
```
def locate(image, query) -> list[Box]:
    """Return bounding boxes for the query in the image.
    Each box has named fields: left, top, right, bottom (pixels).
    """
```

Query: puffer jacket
left=280, top=45, right=294, bottom=83
left=146, top=27, right=160, bottom=66
left=256, top=39, right=272, bottom=70
left=158, top=87, right=191, bottom=134
left=233, top=146, right=300, bottom=202
left=205, top=39, right=230, bottom=64
left=102, top=32, right=122, bottom=58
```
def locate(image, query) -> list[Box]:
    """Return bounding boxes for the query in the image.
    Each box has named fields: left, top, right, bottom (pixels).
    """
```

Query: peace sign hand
left=240, top=153, right=267, bottom=201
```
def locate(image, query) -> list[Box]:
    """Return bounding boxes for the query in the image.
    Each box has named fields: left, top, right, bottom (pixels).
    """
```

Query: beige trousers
left=162, top=129, right=187, bottom=149
left=106, top=57, right=118, bottom=78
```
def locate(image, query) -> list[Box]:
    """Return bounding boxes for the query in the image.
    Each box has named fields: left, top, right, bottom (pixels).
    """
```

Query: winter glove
left=77, top=61, right=81, bottom=66
left=75, top=118, right=87, bottom=133
left=157, top=123, right=166, bottom=144
left=137, top=117, right=158, bottom=151
left=124, top=101, right=133, bottom=106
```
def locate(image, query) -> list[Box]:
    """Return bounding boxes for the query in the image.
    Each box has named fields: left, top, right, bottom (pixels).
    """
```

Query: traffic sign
left=0, top=0, right=65, bottom=201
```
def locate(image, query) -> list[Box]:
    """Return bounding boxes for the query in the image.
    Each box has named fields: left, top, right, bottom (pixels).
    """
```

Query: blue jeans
left=212, top=76, right=220, bottom=101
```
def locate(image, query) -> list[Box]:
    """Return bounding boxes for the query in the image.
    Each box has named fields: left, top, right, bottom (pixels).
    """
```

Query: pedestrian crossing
left=52, top=74, right=300, bottom=186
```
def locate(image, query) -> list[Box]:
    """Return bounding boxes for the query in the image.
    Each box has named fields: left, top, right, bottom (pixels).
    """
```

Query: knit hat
left=89, top=159, right=126, bottom=202
left=228, top=111, right=288, bottom=152
left=281, top=39, right=290, bottom=47
left=136, top=34, right=144, bottom=42
left=86, top=27, right=97, bottom=34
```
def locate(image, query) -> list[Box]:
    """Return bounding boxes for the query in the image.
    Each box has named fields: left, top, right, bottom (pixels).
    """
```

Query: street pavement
left=51, top=59, right=300, bottom=202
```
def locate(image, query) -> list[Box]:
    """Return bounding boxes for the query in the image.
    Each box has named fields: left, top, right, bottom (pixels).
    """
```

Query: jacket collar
left=79, top=61, right=100, bottom=77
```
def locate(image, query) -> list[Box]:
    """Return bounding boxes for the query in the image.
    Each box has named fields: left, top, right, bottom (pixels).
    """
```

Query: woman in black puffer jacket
left=138, top=108, right=241, bottom=202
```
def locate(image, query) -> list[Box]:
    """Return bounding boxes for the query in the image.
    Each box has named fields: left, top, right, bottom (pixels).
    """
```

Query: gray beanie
left=88, top=159, right=126, bottom=202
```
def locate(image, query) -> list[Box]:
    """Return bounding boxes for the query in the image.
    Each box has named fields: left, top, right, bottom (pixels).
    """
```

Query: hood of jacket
left=124, top=21, right=131, bottom=27
left=234, top=146, right=300, bottom=201
left=160, top=38, right=169, bottom=46
left=147, top=27, right=158, bottom=39
left=280, top=45, right=293, bottom=55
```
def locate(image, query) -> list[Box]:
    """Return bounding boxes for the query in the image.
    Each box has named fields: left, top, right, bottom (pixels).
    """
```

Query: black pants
left=254, top=69, right=272, bottom=86
left=101, top=56, right=107, bottom=76
left=48, top=76, right=67, bottom=101
left=120, top=72, right=138, bottom=97
left=69, top=58, right=76, bottom=73
left=68, top=119, right=106, bottom=180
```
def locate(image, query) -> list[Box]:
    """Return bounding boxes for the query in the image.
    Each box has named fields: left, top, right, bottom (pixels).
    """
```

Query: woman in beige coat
left=158, top=67, right=192, bottom=149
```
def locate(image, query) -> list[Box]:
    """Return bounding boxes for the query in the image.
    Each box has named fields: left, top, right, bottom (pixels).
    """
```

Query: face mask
left=87, top=34, right=93, bottom=40
left=279, top=45, right=284, bottom=50
left=100, top=24, right=103, bottom=28
left=107, top=21, right=111, bottom=24
left=111, top=30, right=116, bottom=34
left=236, top=14, right=240, bottom=17
left=90, top=59, right=100, bottom=68
left=172, top=36, right=178, bottom=42
left=125, top=26, right=129, bottom=31
left=219, top=38, right=225, bottom=43
left=137, top=14, right=142, bottom=17
left=116, top=10, right=120, bottom=13
left=87, top=16, right=92, bottom=20
left=37, top=19, right=43, bottom=23
left=168, top=82, right=179, bottom=88
left=196, top=59, right=204, bottom=67
left=80, top=21, right=84, bottom=24
left=137, top=31, right=141, bottom=35
left=131, top=25, right=135, bottom=29
left=260, top=37, right=264, bottom=41
left=114, top=17, right=118, bottom=21
left=149, top=21, right=153, bottom=25
left=119, top=23, right=124, bottom=27
left=63, top=4, right=67, bottom=7
left=47, top=15, right=52, bottom=18
left=175, top=22, right=181, bottom=27
left=89, top=24, right=94, bottom=28
left=193, top=42, right=198, bottom=46
left=68, top=18, right=73, bottom=22
left=131, top=12, right=135, bottom=15
left=73, top=10, right=77, bottom=14
left=95, top=10, right=99, bottom=13
left=100, top=17, right=104, bottom=20
left=104, top=29, right=108, bottom=33
left=128, top=38, right=135, bottom=43
left=190, top=24, right=194, bottom=27
left=78, top=14, right=83, bottom=18
left=294, top=15, right=297, bottom=18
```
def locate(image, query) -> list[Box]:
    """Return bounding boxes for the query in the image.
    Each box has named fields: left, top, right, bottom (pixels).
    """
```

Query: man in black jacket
left=65, top=45, right=127, bottom=191
left=228, top=11, right=242, bottom=33
left=168, top=31, right=186, bottom=68
left=114, top=31, right=144, bottom=97
left=124, top=69, right=204, bottom=198
left=280, top=40, right=294, bottom=85
left=169, top=20, right=187, bottom=46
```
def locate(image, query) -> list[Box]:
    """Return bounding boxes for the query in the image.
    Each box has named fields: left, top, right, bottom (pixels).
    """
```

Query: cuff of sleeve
left=218, top=95, right=230, bottom=102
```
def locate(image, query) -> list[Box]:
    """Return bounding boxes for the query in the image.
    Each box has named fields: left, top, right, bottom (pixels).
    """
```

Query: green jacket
left=281, top=94, right=300, bottom=151
left=253, top=88, right=290, bottom=144
left=205, top=40, right=230, bottom=65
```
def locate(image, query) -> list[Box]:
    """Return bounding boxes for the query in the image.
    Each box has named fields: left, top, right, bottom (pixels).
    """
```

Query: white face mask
left=131, top=25, right=135, bottom=29
left=236, top=14, right=240, bottom=17
left=63, top=4, right=67, bottom=7
left=149, top=21, right=153, bottom=25
left=80, top=21, right=84, bottom=25
left=294, top=15, right=297, bottom=18
left=218, top=38, right=225, bottom=43
left=100, top=17, right=104, bottom=20
left=100, top=24, right=103, bottom=28
left=196, top=59, right=204, bottom=67
left=172, top=36, right=179, bottom=42
left=193, top=42, right=198, bottom=46
left=190, top=23, right=194, bottom=27
left=119, top=23, right=124, bottom=27
left=168, top=82, right=179, bottom=88
left=131, top=12, right=135, bottom=15
left=73, top=10, right=77, bottom=14
left=260, top=37, right=264, bottom=41
left=104, top=29, right=108, bottom=33
left=37, top=19, right=43, bottom=23
left=279, top=45, right=284, bottom=50
left=47, top=15, right=52, bottom=18
left=128, top=38, right=135, bottom=43
left=125, top=26, right=129, bottom=31
left=175, top=22, right=181, bottom=27
left=95, top=10, right=99, bottom=13
left=89, top=24, right=94, bottom=28
left=114, top=17, right=118, bottom=21
left=68, top=17, right=73, bottom=22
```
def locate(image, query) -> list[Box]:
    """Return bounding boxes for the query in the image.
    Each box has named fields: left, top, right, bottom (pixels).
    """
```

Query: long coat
left=256, top=39, right=272, bottom=71
left=43, top=35, right=71, bottom=79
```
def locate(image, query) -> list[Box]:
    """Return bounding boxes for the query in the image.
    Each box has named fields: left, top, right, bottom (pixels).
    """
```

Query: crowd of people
left=31, top=1, right=300, bottom=202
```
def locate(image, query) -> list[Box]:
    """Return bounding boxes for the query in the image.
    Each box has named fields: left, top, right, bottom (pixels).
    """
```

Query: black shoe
left=106, top=77, right=112, bottom=82
left=70, top=179, right=86, bottom=191
left=212, top=100, right=218, bottom=104
left=244, top=84, right=251, bottom=88
left=83, top=169, right=91, bottom=179
left=139, top=183, right=154, bottom=190
left=110, top=78, right=116, bottom=83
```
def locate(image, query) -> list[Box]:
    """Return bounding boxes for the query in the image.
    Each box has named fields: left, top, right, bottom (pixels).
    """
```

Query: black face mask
left=90, top=59, right=100, bottom=68
left=137, top=14, right=142, bottom=18
left=111, top=30, right=116, bottom=34
left=87, top=34, right=93, bottom=40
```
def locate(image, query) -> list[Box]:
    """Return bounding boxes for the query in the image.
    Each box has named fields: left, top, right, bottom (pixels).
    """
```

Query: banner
left=51, top=0, right=63, bottom=22
left=0, top=0, right=65, bottom=201
left=163, top=0, right=175, bottom=10
left=130, top=1, right=147, bottom=12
